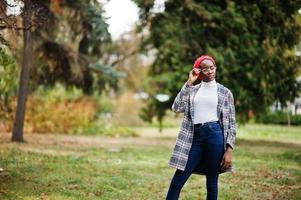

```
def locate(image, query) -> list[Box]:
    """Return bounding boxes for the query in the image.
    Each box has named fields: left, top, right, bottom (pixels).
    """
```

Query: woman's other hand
left=220, top=148, right=232, bottom=170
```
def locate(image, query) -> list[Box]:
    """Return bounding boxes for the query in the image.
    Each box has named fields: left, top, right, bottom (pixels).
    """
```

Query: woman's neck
left=201, top=79, right=216, bottom=87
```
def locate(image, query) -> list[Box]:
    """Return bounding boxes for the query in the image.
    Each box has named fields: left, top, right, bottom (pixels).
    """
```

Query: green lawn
left=0, top=124, right=300, bottom=200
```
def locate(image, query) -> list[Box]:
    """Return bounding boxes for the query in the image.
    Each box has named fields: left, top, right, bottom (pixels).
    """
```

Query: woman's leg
left=166, top=130, right=203, bottom=200
left=205, top=174, right=219, bottom=200
left=204, top=123, right=224, bottom=200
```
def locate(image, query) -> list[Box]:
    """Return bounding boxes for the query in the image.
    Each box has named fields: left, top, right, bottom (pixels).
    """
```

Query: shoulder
left=217, top=82, right=234, bottom=98
left=217, top=82, right=231, bottom=93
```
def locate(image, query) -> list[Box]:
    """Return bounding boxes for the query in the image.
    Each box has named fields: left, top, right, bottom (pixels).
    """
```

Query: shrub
left=2, top=83, right=138, bottom=137
left=255, top=111, right=301, bottom=126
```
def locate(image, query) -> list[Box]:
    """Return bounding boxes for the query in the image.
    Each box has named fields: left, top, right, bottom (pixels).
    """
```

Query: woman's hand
left=220, top=148, right=232, bottom=170
left=187, top=68, right=201, bottom=86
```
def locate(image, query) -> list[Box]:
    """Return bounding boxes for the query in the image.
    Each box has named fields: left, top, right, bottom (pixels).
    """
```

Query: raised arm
left=171, top=68, right=200, bottom=113
left=171, top=82, right=193, bottom=113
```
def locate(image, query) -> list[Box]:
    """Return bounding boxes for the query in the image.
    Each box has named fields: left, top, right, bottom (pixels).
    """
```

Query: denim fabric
left=166, top=121, right=224, bottom=200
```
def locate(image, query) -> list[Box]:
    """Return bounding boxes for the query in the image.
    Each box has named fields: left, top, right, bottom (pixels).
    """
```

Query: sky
left=100, top=0, right=165, bottom=40
left=6, top=0, right=23, bottom=15
left=6, top=0, right=165, bottom=40
left=99, top=0, right=139, bottom=40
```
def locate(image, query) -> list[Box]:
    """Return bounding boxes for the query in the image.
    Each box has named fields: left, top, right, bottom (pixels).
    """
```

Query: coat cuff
left=226, top=142, right=234, bottom=150
left=181, top=82, right=193, bottom=93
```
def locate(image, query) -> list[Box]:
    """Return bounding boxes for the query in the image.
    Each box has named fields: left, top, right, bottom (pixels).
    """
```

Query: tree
left=0, top=0, right=49, bottom=142
left=0, top=0, right=119, bottom=142
left=29, top=0, right=121, bottom=94
left=11, top=0, right=33, bottom=142
left=134, top=0, right=301, bottom=123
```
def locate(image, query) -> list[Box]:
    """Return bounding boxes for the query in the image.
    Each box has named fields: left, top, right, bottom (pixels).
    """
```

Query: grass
left=0, top=124, right=300, bottom=200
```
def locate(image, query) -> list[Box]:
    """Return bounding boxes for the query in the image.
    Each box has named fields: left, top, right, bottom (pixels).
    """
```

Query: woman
left=166, top=55, right=237, bottom=200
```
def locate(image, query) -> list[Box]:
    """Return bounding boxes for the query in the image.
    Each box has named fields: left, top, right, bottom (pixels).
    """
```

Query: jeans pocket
left=209, top=123, right=222, bottom=133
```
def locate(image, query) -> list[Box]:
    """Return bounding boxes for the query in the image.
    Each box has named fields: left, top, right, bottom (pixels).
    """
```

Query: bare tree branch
left=0, top=23, right=32, bottom=30
left=110, top=48, right=140, bottom=66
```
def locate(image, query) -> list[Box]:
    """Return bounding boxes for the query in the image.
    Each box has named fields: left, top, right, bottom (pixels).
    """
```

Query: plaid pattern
left=169, top=81, right=237, bottom=175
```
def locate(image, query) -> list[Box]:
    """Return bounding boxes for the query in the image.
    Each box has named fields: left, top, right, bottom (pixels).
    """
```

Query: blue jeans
left=166, top=121, right=224, bottom=200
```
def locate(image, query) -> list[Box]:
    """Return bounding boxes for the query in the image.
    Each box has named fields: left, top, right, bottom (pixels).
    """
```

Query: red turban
left=193, top=55, right=216, bottom=68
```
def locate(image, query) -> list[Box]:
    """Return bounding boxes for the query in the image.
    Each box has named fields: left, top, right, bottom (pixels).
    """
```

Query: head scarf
left=193, top=55, right=216, bottom=68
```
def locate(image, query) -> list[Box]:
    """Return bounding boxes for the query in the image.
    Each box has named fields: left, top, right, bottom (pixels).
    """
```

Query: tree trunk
left=287, top=101, right=291, bottom=127
left=11, top=0, right=33, bottom=142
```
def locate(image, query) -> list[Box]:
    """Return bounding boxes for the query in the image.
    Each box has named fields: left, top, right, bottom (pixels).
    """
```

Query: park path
left=1, top=126, right=300, bottom=155
left=0, top=127, right=180, bottom=156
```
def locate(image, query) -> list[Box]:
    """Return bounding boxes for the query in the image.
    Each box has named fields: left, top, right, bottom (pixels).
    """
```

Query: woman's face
left=199, top=60, right=216, bottom=82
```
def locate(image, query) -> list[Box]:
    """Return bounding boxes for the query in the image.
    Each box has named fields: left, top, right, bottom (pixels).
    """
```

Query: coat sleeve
left=171, top=82, right=193, bottom=113
left=226, top=91, right=237, bottom=150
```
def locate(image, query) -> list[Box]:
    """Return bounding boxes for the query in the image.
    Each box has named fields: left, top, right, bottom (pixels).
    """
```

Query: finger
left=224, top=162, right=231, bottom=169
left=226, top=161, right=231, bottom=165
left=222, top=164, right=228, bottom=170
left=220, top=158, right=224, bottom=166
left=193, top=68, right=200, bottom=74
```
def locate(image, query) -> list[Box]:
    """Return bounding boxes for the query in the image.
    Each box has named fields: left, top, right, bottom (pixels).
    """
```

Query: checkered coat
left=168, top=81, right=237, bottom=175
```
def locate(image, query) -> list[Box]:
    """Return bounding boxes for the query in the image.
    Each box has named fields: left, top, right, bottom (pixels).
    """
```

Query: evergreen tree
left=134, top=0, right=301, bottom=123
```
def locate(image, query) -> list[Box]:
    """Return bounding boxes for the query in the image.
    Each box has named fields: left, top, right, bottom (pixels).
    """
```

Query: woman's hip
left=193, top=121, right=223, bottom=143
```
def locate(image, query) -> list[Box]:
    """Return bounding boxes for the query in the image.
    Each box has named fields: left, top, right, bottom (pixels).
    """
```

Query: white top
left=193, top=79, right=218, bottom=124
